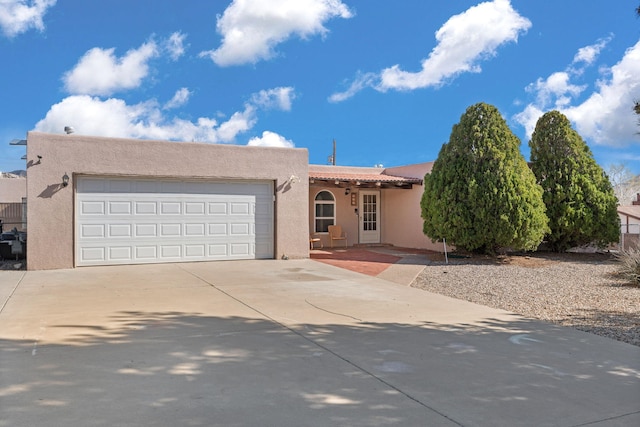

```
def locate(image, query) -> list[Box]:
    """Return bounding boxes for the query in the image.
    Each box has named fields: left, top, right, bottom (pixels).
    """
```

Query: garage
left=75, top=177, right=274, bottom=266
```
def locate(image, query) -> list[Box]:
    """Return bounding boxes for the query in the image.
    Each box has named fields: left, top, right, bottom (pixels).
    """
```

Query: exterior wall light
left=345, top=188, right=351, bottom=195
left=62, top=173, right=70, bottom=187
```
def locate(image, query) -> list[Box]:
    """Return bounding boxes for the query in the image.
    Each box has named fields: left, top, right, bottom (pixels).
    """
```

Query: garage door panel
left=81, top=201, right=105, bottom=215
left=185, top=202, right=205, bottom=215
left=230, top=202, right=250, bottom=215
left=184, top=245, right=205, bottom=258
left=108, top=224, right=132, bottom=237
left=160, top=223, right=182, bottom=237
left=135, top=223, right=157, bottom=237
left=160, top=245, right=181, bottom=258
left=208, top=223, right=228, bottom=235
left=185, top=223, right=205, bottom=236
left=110, top=246, right=131, bottom=260
left=81, top=247, right=105, bottom=262
left=208, top=244, right=228, bottom=257
left=81, top=224, right=105, bottom=238
left=76, top=178, right=273, bottom=266
left=160, top=202, right=181, bottom=215
left=209, top=203, right=229, bottom=215
left=230, top=223, right=250, bottom=235
left=135, top=202, right=157, bottom=215
left=136, top=246, right=157, bottom=259
left=230, top=243, right=250, bottom=256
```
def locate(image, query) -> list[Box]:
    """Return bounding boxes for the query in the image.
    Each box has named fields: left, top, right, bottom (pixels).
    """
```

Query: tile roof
left=308, top=165, right=422, bottom=184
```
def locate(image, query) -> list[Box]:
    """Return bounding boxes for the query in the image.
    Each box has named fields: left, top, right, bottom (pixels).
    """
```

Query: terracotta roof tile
left=308, top=164, right=422, bottom=184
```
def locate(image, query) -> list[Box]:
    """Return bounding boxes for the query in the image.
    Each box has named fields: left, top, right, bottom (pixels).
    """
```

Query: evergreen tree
left=421, top=103, right=548, bottom=254
left=529, top=111, right=620, bottom=251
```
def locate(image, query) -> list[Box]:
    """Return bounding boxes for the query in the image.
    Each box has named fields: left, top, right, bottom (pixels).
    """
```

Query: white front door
left=359, top=190, right=380, bottom=244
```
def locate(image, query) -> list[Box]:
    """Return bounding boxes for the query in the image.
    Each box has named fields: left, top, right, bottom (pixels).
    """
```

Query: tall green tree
left=421, top=103, right=548, bottom=254
left=529, top=111, right=620, bottom=251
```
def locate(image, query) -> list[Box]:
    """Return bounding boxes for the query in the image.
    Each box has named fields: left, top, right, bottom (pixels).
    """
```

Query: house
left=618, top=195, right=640, bottom=250
left=21, top=132, right=438, bottom=270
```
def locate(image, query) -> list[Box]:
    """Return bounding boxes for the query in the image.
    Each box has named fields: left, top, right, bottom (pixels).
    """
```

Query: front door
left=359, top=190, right=380, bottom=244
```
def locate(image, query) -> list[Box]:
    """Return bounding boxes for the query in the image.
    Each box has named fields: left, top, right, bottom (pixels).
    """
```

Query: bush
left=615, top=249, right=640, bottom=285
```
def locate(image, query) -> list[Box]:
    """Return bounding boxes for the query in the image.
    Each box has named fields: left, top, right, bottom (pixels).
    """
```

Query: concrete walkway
left=1, top=260, right=639, bottom=426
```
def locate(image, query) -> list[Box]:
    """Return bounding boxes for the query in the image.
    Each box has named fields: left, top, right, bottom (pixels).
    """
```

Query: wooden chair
left=309, top=234, right=323, bottom=249
left=327, top=225, right=347, bottom=248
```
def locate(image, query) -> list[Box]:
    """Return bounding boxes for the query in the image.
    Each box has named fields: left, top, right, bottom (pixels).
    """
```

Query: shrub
left=615, top=249, right=640, bottom=285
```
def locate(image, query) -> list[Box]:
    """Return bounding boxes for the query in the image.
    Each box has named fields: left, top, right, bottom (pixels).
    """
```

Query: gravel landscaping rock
left=411, top=252, right=640, bottom=347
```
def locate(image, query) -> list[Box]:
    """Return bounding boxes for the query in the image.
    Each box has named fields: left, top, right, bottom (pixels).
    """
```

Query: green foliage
left=529, top=111, right=620, bottom=252
left=421, top=103, right=548, bottom=254
left=615, top=248, right=640, bottom=285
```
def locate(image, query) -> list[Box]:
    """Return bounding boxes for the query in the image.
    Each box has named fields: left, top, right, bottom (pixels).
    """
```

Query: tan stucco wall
left=0, top=178, right=26, bottom=202
left=381, top=187, right=443, bottom=251
left=26, top=132, right=309, bottom=270
left=380, top=162, right=443, bottom=251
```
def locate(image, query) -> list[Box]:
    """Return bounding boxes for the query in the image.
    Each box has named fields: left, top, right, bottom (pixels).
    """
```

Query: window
left=314, top=191, right=335, bottom=233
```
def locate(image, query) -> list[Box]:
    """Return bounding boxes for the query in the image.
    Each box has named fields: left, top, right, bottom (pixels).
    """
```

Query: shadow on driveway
left=2, top=310, right=640, bottom=427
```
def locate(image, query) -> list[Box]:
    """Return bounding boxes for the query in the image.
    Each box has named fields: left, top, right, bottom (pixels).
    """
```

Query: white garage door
left=75, top=177, right=274, bottom=266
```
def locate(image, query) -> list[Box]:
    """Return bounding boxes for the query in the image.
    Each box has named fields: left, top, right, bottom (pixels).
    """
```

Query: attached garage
left=76, top=177, right=274, bottom=266
left=26, top=132, right=308, bottom=270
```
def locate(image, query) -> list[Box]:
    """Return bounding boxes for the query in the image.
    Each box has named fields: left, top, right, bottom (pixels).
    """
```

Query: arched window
left=314, top=191, right=336, bottom=233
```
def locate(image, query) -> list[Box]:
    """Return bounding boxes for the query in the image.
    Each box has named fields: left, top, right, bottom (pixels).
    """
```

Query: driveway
left=1, top=260, right=639, bottom=427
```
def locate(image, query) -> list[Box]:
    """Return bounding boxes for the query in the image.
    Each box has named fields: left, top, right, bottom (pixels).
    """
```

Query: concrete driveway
left=1, top=260, right=639, bottom=427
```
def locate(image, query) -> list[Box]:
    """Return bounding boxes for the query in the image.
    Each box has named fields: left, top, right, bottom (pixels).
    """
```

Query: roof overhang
left=308, top=168, right=422, bottom=190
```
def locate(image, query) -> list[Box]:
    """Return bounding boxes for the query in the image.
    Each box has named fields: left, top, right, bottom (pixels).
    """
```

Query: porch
left=308, top=163, right=443, bottom=253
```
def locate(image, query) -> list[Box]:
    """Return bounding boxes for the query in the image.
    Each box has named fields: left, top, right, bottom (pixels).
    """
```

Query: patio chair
left=328, top=225, right=347, bottom=248
left=309, top=234, right=323, bottom=249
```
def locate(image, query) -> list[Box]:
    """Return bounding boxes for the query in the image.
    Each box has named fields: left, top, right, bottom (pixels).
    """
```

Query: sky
left=1, top=0, right=640, bottom=175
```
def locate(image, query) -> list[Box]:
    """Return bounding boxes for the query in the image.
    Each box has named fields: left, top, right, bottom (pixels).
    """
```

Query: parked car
left=0, top=232, right=17, bottom=241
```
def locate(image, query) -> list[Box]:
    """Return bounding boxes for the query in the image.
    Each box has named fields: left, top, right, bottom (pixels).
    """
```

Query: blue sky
left=1, top=0, right=639, bottom=174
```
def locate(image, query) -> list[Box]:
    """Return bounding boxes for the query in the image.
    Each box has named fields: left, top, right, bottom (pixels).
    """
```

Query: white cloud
left=515, top=39, right=640, bottom=147
left=63, top=41, right=159, bottom=96
left=34, top=86, right=296, bottom=144
left=250, top=86, right=295, bottom=111
left=527, top=72, right=586, bottom=107
left=330, top=0, right=530, bottom=101
left=328, top=72, right=377, bottom=103
left=163, top=87, right=192, bottom=110
left=216, top=107, right=257, bottom=142
left=0, top=0, right=56, bottom=37
left=247, top=130, right=295, bottom=148
left=200, top=0, right=353, bottom=66
left=380, top=0, right=531, bottom=91
left=165, top=31, right=187, bottom=60
left=573, top=35, right=612, bottom=65
left=512, top=104, right=544, bottom=140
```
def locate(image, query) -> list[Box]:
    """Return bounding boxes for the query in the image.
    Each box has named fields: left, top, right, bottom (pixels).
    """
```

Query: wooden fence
left=621, top=224, right=640, bottom=250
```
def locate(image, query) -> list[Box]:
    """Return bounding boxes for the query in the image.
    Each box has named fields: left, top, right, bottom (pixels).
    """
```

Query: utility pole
left=327, top=139, right=336, bottom=165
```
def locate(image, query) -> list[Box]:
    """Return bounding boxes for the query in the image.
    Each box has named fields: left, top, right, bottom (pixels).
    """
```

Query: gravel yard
left=411, top=252, right=640, bottom=347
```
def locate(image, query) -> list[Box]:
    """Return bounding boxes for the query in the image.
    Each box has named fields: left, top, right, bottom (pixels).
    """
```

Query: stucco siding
left=381, top=187, right=442, bottom=251
left=0, top=178, right=26, bottom=203
left=26, top=132, right=308, bottom=270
